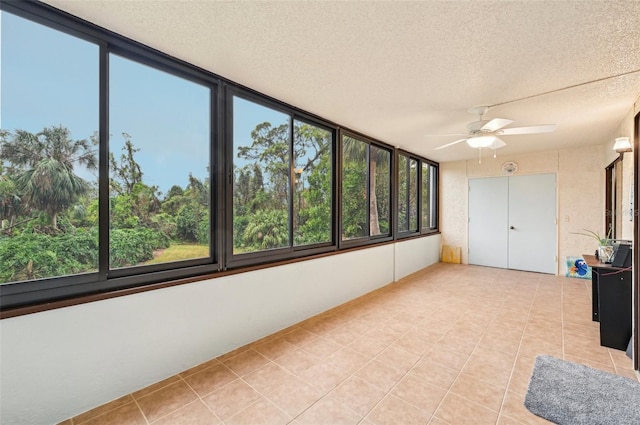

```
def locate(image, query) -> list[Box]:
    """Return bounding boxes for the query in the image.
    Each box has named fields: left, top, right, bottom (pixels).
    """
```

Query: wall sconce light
left=613, top=137, right=632, bottom=154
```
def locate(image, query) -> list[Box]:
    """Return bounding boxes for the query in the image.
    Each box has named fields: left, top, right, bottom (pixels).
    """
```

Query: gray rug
left=524, top=355, right=640, bottom=425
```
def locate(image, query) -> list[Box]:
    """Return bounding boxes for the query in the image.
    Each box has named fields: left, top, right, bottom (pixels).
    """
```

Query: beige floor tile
left=507, top=369, right=534, bottom=396
left=73, top=395, right=135, bottom=424
left=497, top=415, right=527, bottom=425
left=301, top=335, right=343, bottom=358
left=390, top=374, right=447, bottom=415
left=291, top=396, right=362, bottom=425
left=450, top=372, right=506, bottom=412
left=428, top=417, right=450, bottom=425
left=182, top=363, right=238, bottom=397
left=252, top=337, right=296, bottom=360
left=282, top=327, right=318, bottom=347
left=324, top=327, right=361, bottom=346
left=366, top=394, right=431, bottom=425
left=243, top=362, right=295, bottom=395
left=77, top=402, right=146, bottom=425
left=132, top=376, right=182, bottom=399
left=423, top=344, right=469, bottom=371
left=224, top=398, right=290, bottom=425
left=375, top=343, right=421, bottom=373
left=434, top=393, right=499, bottom=425
left=329, top=376, right=386, bottom=416
left=355, top=359, right=406, bottom=392
left=136, top=380, right=198, bottom=423
left=266, top=377, right=325, bottom=417
left=408, top=359, right=459, bottom=390
left=223, top=349, right=270, bottom=376
left=273, top=348, right=320, bottom=375
left=298, top=361, right=349, bottom=392
left=179, top=358, right=222, bottom=379
left=326, top=346, right=371, bottom=373
left=151, top=400, right=220, bottom=425
left=348, top=334, right=392, bottom=357
left=201, top=379, right=261, bottom=420
left=500, top=391, right=554, bottom=425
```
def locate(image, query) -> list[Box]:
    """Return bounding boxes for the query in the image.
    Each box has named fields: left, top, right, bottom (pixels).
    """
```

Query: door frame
left=633, top=111, right=639, bottom=371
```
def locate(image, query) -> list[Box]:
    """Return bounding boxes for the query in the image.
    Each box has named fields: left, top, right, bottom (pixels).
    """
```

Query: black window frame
left=224, top=87, right=338, bottom=270
left=421, top=159, right=439, bottom=234
left=0, top=1, right=222, bottom=309
left=396, top=150, right=420, bottom=237
left=338, top=130, right=394, bottom=249
left=0, top=1, right=439, bottom=315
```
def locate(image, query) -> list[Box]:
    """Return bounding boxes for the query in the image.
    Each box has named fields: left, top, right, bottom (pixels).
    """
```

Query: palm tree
left=342, top=136, right=389, bottom=236
left=0, top=126, right=97, bottom=228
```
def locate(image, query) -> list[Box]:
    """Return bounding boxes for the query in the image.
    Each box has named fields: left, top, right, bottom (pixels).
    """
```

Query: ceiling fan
left=431, top=106, right=557, bottom=156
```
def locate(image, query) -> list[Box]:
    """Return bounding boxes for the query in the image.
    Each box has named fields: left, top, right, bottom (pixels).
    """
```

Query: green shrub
left=0, top=229, right=98, bottom=283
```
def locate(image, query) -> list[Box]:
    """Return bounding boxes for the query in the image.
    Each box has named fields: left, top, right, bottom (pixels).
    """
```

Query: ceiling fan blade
left=489, top=137, right=506, bottom=149
left=481, top=118, right=513, bottom=132
left=499, top=124, right=557, bottom=135
left=434, top=138, right=468, bottom=150
left=424, top=133, right=465, bottom=137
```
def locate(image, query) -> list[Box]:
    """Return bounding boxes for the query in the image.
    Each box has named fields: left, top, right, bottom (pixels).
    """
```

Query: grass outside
left=145, top=243, right=209, bottom=264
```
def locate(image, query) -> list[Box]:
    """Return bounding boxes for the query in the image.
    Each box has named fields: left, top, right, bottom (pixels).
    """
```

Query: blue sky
left=1, top=10, right=320, bottom=195
left=1, top=11, right=207, bottom=195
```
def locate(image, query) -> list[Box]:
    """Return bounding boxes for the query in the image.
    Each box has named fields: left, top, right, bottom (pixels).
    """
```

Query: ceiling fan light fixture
left=613, top=137, right=632, bottom=153
left=467, top=135, right=496, bottom=148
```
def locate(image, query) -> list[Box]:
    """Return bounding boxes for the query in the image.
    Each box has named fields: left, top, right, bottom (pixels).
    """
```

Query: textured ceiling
left=44, top=0, right=640, bottom=163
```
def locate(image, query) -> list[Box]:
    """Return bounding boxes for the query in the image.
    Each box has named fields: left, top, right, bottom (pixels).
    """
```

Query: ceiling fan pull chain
left=478, top=147, right=482, bottom=164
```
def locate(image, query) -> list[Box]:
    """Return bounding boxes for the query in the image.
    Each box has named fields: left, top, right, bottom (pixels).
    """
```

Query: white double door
left=468, top=173, right=557, bottom=274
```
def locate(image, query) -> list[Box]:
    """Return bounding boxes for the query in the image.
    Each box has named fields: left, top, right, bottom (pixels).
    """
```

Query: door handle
left=510, top=226, right=515, bottom=230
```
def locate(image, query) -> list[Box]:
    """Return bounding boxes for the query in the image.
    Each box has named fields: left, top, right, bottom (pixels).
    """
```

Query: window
left=0, top=10, right=99, bottom=283
left=0, top=1, right=438, bottom=313
left=397, top=153, right=418, bottom=234
left=293, top=120, right=333, bottom=246
left=109, top=54, right=211, bottom=271
left=0, top=4, right=219, bottom=310
left=232, top=96, right=291, bottom=255
left=230, top=94, right=335, bottom=262
left=341, top=134, right=391, bottom=242
left=421, top=161, right=438, bottom=231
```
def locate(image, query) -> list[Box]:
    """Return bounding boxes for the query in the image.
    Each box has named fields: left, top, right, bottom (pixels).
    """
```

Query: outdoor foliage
left=233, top=120, right=333, bottom=253
left=0, top=127, right=207, bottom=283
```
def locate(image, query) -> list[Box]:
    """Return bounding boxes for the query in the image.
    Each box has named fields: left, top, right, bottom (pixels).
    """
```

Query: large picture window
left=0, top=1, right=438, bottom=313
left=109, top=54, right=211, bottom=270
left=422, top=162, right=437, bottom=231
left=397, top=153, right=418, bottom=234
left=231, top=94, right=334, bottom=262
left=0, top=11, right=99, bottom=283
left=341, top=134, right=391, bottom=242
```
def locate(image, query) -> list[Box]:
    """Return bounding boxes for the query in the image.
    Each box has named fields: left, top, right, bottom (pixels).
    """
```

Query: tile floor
left=59, top=263, right=638, bottom=425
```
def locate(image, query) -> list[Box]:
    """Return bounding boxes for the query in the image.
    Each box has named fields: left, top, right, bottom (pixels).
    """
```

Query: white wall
left=0, top=235, right=440, bottom=425
left=440, top=147, right=606, bottom=275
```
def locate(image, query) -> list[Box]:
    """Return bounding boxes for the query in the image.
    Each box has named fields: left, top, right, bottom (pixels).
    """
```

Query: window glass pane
left=0, top=12, right=99, bottom=283
left=371, top=146, right=390, bottom=236
left=109, top=54, right=210, bottom=269
left=293, top=121, right=332, bottom=246
left=430, top=165, right=437, bottom=228
left=421, top=163, right=431, bottom=229
left=233, top=97, right=290, bottom=254
left=397, top=155, right=408, bottom=232
left=341, top=136, right=367, bottom=240
left=409, top=158, right=418, bottom=231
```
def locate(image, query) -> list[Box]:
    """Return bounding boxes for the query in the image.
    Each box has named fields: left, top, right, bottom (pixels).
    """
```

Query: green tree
left=0, top=126, right=97, bottom=228
left=109, top=133, right=142, bottom=196
left=342, top=137, right=388, bottom=237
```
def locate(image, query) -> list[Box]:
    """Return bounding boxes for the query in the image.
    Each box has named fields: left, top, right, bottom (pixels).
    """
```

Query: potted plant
left=571, top=228, right=614, bottom=262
